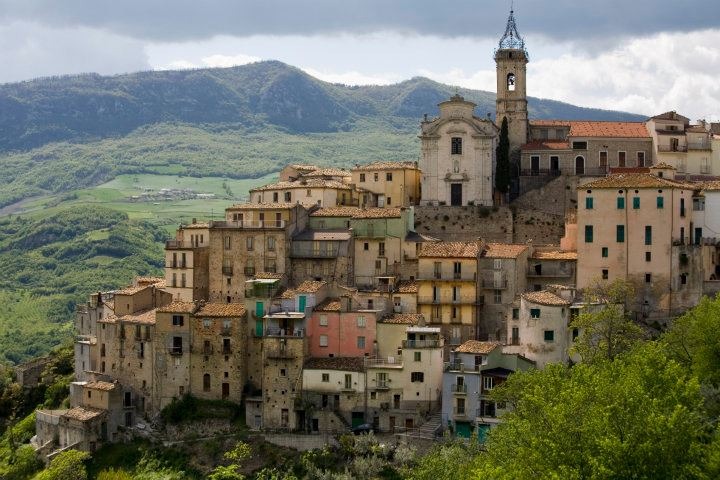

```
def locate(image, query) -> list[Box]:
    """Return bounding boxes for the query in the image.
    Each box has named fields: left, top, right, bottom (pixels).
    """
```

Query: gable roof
left=483, top=243, right=529, bottom=259
left=522, top=290, right=571, bottom=306
left=530, top=120, right=650, bottom=138
left=196, top=303, right=246, bottom=317
left=380, top=313, right=424, bottom=325
left=420, top=241, right=479, bottom=258
left=304, top=357, right=366, bottom=373
left=579, top=173, right=696, bottom=189
left=454, top=340, right=501, bottom=354
left=352, top=161, right=419, bottom=171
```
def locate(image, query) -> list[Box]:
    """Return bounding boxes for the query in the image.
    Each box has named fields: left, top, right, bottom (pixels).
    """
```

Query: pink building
left=307, top=298, right=378, bottom=358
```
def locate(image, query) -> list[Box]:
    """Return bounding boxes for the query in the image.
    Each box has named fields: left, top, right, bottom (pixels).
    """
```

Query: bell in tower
left=495, top=7, right=529, bottom=155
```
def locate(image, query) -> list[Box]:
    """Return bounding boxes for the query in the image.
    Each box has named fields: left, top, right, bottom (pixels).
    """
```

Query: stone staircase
left=397, top=412, right=443, bottom=441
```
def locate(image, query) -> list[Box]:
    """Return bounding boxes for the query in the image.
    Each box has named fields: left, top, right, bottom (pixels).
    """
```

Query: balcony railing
left=526, top=268, right=573, bottom=278
left=168, top=347, right=183, bottom=356
left=222, top=266, right=233, bottom=276
left=402, top=339, right=441, bottom=349
left=481, top=277, right=508, bottom=289
left=451, top=384, right=468, bottom=394
left=418, top=295, right=479, bottom=304
left=444, top=362, right=480, bottom=372
left=263, top=328, right=305, bottom=338
left=688, top=141, right=711, bottom=151
left=365, top=356, right=403, bottom=367
left=166, top=261, right=188, bottom=269
left=658, top=145, right=688, bottom=152
left=375, top=381, right=390, bottom=390
left=520, top=168, right=562, bottom=177
left=265, top=347, right=296, bottom=359
left=290, top=246, right=340, bottom=259
left=210, top=220, right=286, bottom=229
left=165, top=240, right=204, bottom=249
left=452, top=407, right=468, bottom=418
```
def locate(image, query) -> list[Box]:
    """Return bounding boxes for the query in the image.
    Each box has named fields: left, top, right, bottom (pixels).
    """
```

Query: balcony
left=451, top=384, right=468, bottom=394
left=168, top=347, right=183, bottom=356
left=418, top=295, right=478, bottom=304
left=264, top=328, right=305, bottom=338
left=526, top=268, right=573, bottom=278
left=520, top=168, right=562, bottom=177
left=375, top=381, right=390, bottom=390
left=222, top=266, right=233, bottom=276
left=444, top=362, right=480, bottom=372
left=210, top=219, right=286, bottom=229
left=265, top=347, right=296, bottom=359
left=365, top=356, right=403, bottom=368
left=402, top=339, right=441, bottom=349
left=578, top=166, right=610, bottom=176
left=480, top=277, right=508, bottom=289
left=165, top=261, right=188, bottom=269
left=452, top=407, right=468, bottom=419
left=165, top=240, right=203, bottom=249
left=658, top=145, right=687, bottom=152
left=687, top=141, right=711, bottom=151
left=291, top=245, right=340, bottom=258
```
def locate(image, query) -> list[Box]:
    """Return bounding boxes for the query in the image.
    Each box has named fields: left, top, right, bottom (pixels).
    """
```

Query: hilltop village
left=32, top=10, right=720, bottom=457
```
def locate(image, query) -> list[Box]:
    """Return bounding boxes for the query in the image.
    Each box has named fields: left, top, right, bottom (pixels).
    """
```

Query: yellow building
left=164, top=221, right=210, bottom=302
left=249, top=178, right=355, bottom=207
left=417, top=241, right=480, bottom=347
left=576, top=173, right=700, bottom=318
left=351, top=161, right=422, bottom=207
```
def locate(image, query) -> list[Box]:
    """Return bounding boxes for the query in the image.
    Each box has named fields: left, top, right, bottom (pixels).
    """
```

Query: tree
left=475, top=343, right=710, bottom=479
left=208, top=441, right=251, bottom=480
left=495, top=116, right=510, bottom=197
left=405, top=440, right=481, bottom=480
left=571, top=278, right=645, bottom=363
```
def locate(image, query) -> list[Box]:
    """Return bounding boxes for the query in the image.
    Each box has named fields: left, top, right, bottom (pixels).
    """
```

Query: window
left=246, top=237, right=254, bottom=251
left=493, top=259, right=502, bottom=270
left=451, top=137, right=462, bottom=155
left=602, top=269, right=609, bottom=279
left=680, top=273, right=687, bottom=285
left=602, top=247, right=608, bottom=258
left=379, top=242, right=385, bottom=257
left=374, top=173, right=379, bottom=182
left=544, top=330, right=555, bottom=342
left=617, top=197, right=625, bottom=209
left=616, top=225, right=625, bottom=243
left=181, top=273, right=186, bottom=287
left=284, top=192, right=291, bottom=202
left=322, top=373, right=329, bottom=382
left=657, top=196, right=664, bottom=209
left=411, top=372, right=425, bottom=383
left=512, top=308, right=519, bottom=319
left=585, top=197, right=593, bottom=209
left=224, top=236, right=231, bottom=250
left=646, top=252, right=651, bottom=262
left=572, top=141, right=588, bottom=150
left=203, top=318, right=211, bottom=328
left=357, top=336, right=366, bottom=349
left=637, top=151, right=645, bottom=167
left=645, top=226, right=652, bottom=245
left=267, top=237, right=276, bottom=251
left=530, top=308, right=541, bottom=318
left=360, top=173, right=366, bottom=182
left=319, top=315, right=328, bottom=326
left=511, top=327, right=519, bottom=345
left=599, top=151, right=608, bottom=167
left=414, top=351, right=421, bottom=362
left=356, top=316, right=366, bottom=328
left=203, top=374, right=211, bottom=392
left=172, top=315, right=184, bottom=326
left=633, top=197, right=640, bottom=209
left=585, top=225, right=594, bottom=243
left=452, top=286, right=459, bottom=302
left=319, top=335, right=328, bottom=347
left=375, top=260, right=382, bottom=270
left=387, top=197, right=391, bottom=206
left=364, top=242, right=369, bottom=251
left=494, top=289, right=502, bottom=304
left=273, top=192, right=279, bottom=202
left=280, top=368, right=286, bottom=377
left=306, top=189, right=311, bottom=197
left=483, top=376, right=494, bottom=390
left=680, top=198, right=686, bottom=217
left=645, top=273, right=652, bottom=283
left=618, top=151, right=626, bottom=167
left=386, top=172, right=393, bottom=181
left=507, top=72, right=516, bottom=90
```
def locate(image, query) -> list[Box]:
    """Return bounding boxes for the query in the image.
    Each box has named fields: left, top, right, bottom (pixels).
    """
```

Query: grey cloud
left=0, top=0, right=717, bottom=43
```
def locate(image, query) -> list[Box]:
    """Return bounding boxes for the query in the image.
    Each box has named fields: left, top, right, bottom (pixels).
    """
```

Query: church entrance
left=450, top=184, right=463, bottom=206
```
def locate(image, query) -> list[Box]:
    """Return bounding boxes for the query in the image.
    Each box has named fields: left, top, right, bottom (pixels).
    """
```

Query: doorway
left=575, top=156, right=585, bottom=175
left=450, top=183, right=463, bottom=206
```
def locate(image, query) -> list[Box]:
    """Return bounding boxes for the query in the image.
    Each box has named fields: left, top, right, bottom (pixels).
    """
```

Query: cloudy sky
left=1, top=0, right=718, bottom=120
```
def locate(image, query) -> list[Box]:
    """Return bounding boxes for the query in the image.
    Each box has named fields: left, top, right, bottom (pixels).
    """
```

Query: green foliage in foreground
left=34, top=450, right=90, bottom=480
left=0, top=205, right=165, bottom=363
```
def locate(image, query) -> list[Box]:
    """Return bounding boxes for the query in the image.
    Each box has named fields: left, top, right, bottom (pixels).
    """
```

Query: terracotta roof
left=530, top=120, right=650, bottom=138
left=304, top=357, right=366, bottom=373
left=651, top=162, right=676, bottom=170
left=650, top=111, right=689, bottom=122
left=118, top=309, right=157, bottom=325
left=352, top=207, right=403, bottom=219
left=183, top=222, right=210, bottom=229
left=420, top=241, right=479, bottom=258
left=483, top=243, right=529, bottom=259
left=255, top=272, right=284, bottom=280
left=63, top=407, right=105, bottom=422
left=296, top=280, right=327, bottom=293
left=310, top=206, right=361, bottom=217
left=522, top=290, right=571, bottom=306
left=531, top=250, right=577, bottom=260
left=136, top=277, right=165, bottom=285
left=85, top=381, right=116, bottom=391
left=289, top=164, right=319, bottom=172
left=579, top=173, right=696, bottom=190
left=250, top=179, right=352, bottom=191
left=114, top=284, right=150, bottom=296
left=352, top=161, right=419, bottom=171
left=197, top=303, right=246, bottom=317
left=521, top=140, right=570, bottom=151
left=227, top=202, right=296, bottom=210
left=396, top=280, right=418, bottom=293
left=608, top=167, right=651, bottom=175
left=157, top=301, right=196, bottom=314
left=381, top=313, right=423, bottom=325
left=314, top=298, right=342, bottom=312
left=454, top=340, right=501, bottom=354
left=303, top=168, right=352, bottom=177
left=278, top=288, right=296, bottom=299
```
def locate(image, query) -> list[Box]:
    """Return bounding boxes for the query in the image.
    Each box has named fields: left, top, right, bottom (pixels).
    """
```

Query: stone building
left=417, top=241, right=481, bottom=350
left=526, top=247, right=577, bottom=292
left=164, top=222, right=210, bottom=302
left=419, top=94, right=498, bottom=206
left=350, top=161, right=422, bottom=208
left=249, top=178, right=356, bottom=208
left=647, top=111, right=716, bottom=177
left=290, top=228, right=354, bottom=286
left=576, top=173, right=700, bottom=318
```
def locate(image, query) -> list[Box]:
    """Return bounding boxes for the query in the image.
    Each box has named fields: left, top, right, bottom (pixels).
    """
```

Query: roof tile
left=483, top=243, right=529, bottom=259
left=454, top=340, right=501, bottom=354
left=420, top=241, right=479, bottom=258
left=522, top=290, right=571, bottom=306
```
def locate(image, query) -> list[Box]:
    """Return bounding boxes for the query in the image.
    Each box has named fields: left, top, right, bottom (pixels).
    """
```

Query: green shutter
left=633, top=197, right=640, bottom=209
left=657, top=196, right=664, bottom=209
left=645, top=226, right=652, bottom=245
left=617, top=197, right=625, bottom=209
left=586, top=197, right=593, bottom=209
left=255, top=301, right=264, bottom=318
left=585, top=225, right=593, bottom=243
left=616, top=225, right=625, bottom=243
left=602, top=247, right=608, bottom=257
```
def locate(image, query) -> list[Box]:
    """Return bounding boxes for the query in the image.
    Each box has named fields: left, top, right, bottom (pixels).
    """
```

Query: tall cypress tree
left=495, top=117, right=510, bottom=196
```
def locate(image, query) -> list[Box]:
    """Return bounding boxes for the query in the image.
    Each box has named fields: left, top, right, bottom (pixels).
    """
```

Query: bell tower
left=495, top=7, right=529, bottom=154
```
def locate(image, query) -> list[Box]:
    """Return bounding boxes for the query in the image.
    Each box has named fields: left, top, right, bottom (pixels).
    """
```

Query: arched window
left=507, top=73, right=516, bottom=91
left=203, top=373, right=211, bottom=391
left=575, top=156, right=585, bottom=175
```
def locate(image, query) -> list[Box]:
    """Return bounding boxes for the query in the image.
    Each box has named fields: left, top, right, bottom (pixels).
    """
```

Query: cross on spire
left=498, top=5, right=526, bottom=52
